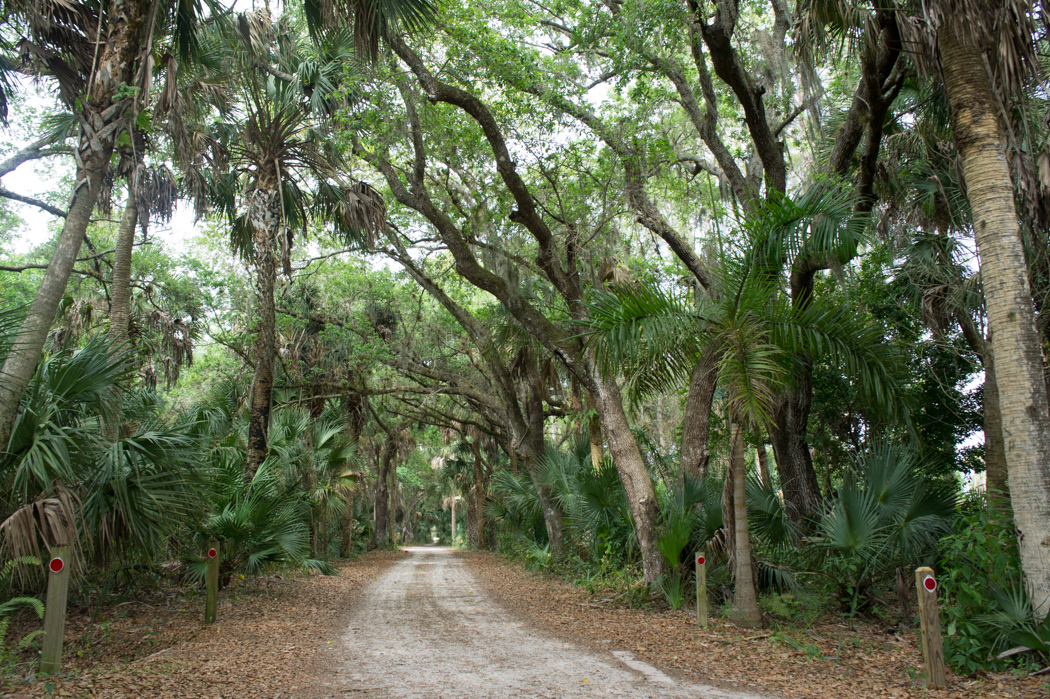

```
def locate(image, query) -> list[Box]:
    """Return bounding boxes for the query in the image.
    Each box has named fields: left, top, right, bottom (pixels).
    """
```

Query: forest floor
left=0, top=550, right=408, bottom=698
left=462, top=551, right=1050, bottom=699
left=0, top=546, right=1046, bottom=698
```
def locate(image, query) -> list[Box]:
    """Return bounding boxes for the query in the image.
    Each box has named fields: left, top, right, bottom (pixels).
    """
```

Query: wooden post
left=205, top=543, right=219, bottom=624
left=696, top=550, right=707, bottom=628
left=915, top=566, right=947, bottom=688
left=39, top=546, right=71, bottom=675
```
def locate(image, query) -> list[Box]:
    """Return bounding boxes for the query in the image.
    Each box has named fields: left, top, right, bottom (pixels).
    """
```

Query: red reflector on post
left=207, top=548, right=217, bottom=559
left=49, top=557, right=64, bottom=574
left=696, top=556, right=706, bottom=566
left=923, top=575, right=937, bottom=592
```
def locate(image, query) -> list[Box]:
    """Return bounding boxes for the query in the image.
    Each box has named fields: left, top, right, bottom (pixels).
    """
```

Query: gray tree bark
left=729, top=423, right=762, bottom=627
left=941, top=21, right=1050, bottom=615
left=108, top=201, right=138, bottom=349
left=245, top=189, right=279, bottom=479
left=681, top=347, right=719, bottom=483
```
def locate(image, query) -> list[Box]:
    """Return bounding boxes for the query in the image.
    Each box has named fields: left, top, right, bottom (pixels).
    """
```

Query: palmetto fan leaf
left=301, top=0, right=437, bottom=59
left=80, top=421, right=207, bottom=558
left=813, top=443, right=956, bottom=607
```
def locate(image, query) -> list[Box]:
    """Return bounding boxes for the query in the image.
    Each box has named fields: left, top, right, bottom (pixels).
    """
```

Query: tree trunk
left=757, top=444, right=771, bottom=488
left=108, top=201, right=138, bottom=349
left=721, top=459, right=734, bottom=560
left=940, top=21, right=1050, bottom=616
left=983, top=335, right=1009, bottom=508
left=680, top=347, right=719, bottom=484
left=467, top=486, right=481, bottom=548
left=591, top=368, right=665, bottom=581
left=0, top=149, right=111, bottom=449
left=0, top=0, right=149, bottom=449
left=388, top=459, right=398, bottom=545
left=341, top=502, right=356, bottom=556
left=586, top=392, right=604, bottom=468
left=468, top=441, right=486, bottom=548
left=245, top=189, right=280, bottom=479
left=522, top=376, right=565, bottom=555
left=451, top=498, right=458, bottom=542
left=729, top=422, right=762, bottom=628
left=769, top=369, right=823, bottom=534
left=373, top=438, right=394, bottom=547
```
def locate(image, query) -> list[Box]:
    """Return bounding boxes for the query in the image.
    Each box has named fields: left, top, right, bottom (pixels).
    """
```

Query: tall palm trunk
left=0, top=150, right=110, bottom=448
left=108, top=201, right=138, bottom=349
left=450, top=498, right=458, bottom=541
left=983, top=337, right=1009, bottom=507
left=245, top=188, right=280, bottom=478
left=590, top=368, right=664, bottom=581
left=756, top=444, right=771, bottom=488
left=940, top=22, right=1050, bottom=615
left=586, top=392, right=603, bottom=468
left=729, top=422, right=762, bottom=627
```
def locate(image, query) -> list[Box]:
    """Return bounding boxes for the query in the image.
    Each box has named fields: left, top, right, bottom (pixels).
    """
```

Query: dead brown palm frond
left=133, top=164, right=177, bottom=231
left=143, top=310, right=194, bottom=388
left=6, top=0, right=97, bottom=107
left=0, top=483, right=81, bottom=574
left=598, top=257, right=635, bottom=287
left=50, top=296, right=105, bottom=350
left=920, top=285, right=952, bottom=335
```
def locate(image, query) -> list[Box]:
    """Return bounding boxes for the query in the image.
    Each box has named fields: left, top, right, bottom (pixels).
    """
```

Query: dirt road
left=320, top=546, right=767, bottom=699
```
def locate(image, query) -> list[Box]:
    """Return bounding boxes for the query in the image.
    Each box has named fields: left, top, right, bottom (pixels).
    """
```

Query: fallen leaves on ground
left=461, top=552, right=1049, bottom=699
left=0, top=550, right=406, bottom=699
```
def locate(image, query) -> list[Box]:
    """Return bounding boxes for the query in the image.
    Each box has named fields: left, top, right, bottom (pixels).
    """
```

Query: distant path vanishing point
left=324, top=546, right=770, bottom=699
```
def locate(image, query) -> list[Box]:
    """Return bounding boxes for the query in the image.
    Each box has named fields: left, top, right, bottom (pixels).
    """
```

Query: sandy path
left=323, top=546, right=768, bottom=699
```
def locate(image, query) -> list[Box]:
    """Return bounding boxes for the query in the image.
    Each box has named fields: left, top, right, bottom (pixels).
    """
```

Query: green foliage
left=658, top=569, right=686, bottom=610
left=535, top=441, right=637, bottom=564
left=769, top=631, right=824, bottom=660
left=0, top=556, right=44, bottom=670
left=938, top=494, right=1027, bottom=673
left=759, top=592, right=821, bottom=625
left=813, top=442, right=955, bottom=616
left=524, top=541, right=552, bottom=571
left=0, top=336, right=208, bottom=563
left=187, top=451, right=311, bottom=582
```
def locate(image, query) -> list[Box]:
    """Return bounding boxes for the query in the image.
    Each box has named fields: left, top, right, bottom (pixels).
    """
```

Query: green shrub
left=0, top=557, right=45, bottom=676
left=939, top=495, right=1026, bottom=673
left=760, top=591, right=823, bottom=624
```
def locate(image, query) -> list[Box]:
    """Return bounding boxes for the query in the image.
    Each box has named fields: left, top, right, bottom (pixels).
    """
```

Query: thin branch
left=0, top=188, right=67, bottom=217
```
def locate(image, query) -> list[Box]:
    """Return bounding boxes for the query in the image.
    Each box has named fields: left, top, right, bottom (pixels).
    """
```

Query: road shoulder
left=459, top=550, right=1047, bottom=699
left=0, top=550, right=407, bottom=698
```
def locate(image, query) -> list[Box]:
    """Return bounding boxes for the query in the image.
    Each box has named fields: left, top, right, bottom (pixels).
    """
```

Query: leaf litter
left=0, top=551, right=407, bottom=698
left=459, top=552, right=1049, bottom=699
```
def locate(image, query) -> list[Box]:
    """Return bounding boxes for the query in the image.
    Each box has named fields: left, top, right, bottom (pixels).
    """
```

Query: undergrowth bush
left=938, top=493, right=1030, bottom=673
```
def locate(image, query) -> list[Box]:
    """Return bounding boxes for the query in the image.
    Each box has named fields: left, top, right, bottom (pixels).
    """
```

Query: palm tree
left=932, top=6, right=1050, bottom=614
left=0, top=333, right=208, bottom=566
left=188, top=14, right=387, bottom=477
left=0, top=0, right=435, bottom=458
left=585, top=217, right=903, bottom=626
left=0, top=0, right=162, bottom=450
